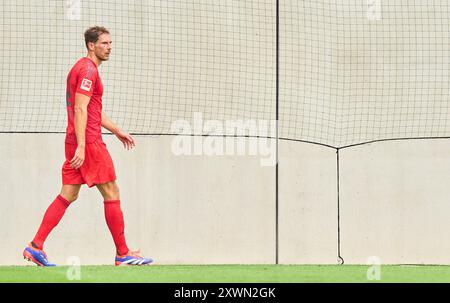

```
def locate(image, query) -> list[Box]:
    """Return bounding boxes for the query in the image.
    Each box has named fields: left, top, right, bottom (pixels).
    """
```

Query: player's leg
left=33, top=184, right=81, bottom=247
left=23, top=184, right=81, bottom=266
left=97, top=181, right=153, bottom=265
left=97, top=181, right=128, bottom=255
left=60, top=184, right=82, bottom=203
left=96, top=179, right=120, bottom=201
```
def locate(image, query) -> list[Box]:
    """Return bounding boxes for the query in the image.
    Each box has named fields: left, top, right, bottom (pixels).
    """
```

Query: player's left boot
left=115, top=249, right=154, bottom=266
left=23, top=242, right=57, bottom=267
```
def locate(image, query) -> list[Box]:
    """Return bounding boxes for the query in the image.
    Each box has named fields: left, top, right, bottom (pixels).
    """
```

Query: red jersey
left=65, top=57, right=103, bottom=144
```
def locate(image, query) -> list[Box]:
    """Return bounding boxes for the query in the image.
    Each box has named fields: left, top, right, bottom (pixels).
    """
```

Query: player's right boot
left=115, top=249, right=154, bottom=266
left=23, top=242, right=56, bottom=267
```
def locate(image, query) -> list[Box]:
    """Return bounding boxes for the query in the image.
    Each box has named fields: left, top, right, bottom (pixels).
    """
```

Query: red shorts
left=62, top=139, right=117, bottom=187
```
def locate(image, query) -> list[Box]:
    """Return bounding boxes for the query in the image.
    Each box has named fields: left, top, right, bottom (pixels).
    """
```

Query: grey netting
left=1, top=0, right=449, bottom=147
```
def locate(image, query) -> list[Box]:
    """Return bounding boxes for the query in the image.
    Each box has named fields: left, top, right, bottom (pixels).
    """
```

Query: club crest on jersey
left=80, top=78, right=92, bottom=91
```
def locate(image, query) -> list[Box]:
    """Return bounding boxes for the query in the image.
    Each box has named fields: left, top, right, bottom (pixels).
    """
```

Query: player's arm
left=70, top=93, right=90, bottom=169
left=101, top=111, right=135, bottom=150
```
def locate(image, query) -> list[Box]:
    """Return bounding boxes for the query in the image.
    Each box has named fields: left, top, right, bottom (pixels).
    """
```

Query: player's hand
left=70, top=145, right=85, bottom=169
left=115, top=130, right=135, bottom=150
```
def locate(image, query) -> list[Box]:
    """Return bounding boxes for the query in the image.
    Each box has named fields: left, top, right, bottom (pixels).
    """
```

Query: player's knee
left=68, top=193, right=78, bottom=203
left=97, top=181, right=120, bottom=200
left=105, top=183, right=120, bottom=200
left=111, top=184, right=120, bottom=200
left=61, top=192, right=78, bottom=203
left=60, top=184, right=81, bottom=203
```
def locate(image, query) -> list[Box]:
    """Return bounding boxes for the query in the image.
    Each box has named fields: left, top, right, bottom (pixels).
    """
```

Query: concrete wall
left=340, top=139, right=450, bottom=264
left=2, top=133, right=450, bottom=265
left=278, top=141, right=338, bottom=264
left=2, top=133, right=278, bottom=265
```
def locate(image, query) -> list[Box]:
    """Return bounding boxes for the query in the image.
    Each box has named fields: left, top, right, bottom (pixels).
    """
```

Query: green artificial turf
left=1, top=265, right=450, bottom=283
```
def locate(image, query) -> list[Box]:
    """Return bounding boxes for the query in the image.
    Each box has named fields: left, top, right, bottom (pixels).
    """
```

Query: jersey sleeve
left=75, top=62, right=97, bottom=98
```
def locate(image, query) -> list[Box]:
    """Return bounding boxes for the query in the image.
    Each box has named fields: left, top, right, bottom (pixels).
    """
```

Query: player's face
left=93, top=34, right=112, bottom=61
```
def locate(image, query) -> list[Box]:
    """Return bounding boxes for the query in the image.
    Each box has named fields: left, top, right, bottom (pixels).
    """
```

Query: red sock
left=104, top=200, right=129, bottom=255
left=32, top=195, right=71, bottom=249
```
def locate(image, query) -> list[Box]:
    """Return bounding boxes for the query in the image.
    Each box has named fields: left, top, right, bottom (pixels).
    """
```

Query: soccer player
left=22, top=26, right=153, bottom=266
